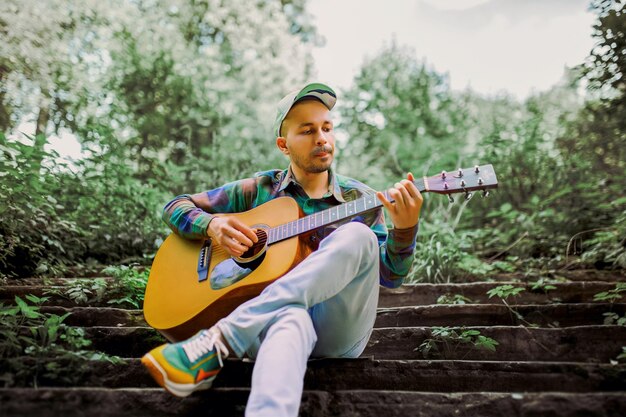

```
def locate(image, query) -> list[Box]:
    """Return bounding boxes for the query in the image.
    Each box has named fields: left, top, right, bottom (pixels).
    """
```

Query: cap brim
left=274, top=83, right=336, bottom=137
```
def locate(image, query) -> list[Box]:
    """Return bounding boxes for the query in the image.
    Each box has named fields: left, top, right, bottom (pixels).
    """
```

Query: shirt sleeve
left=162, top=177, right=258, bottom=240
left=369, top=207, right=419, bottom=288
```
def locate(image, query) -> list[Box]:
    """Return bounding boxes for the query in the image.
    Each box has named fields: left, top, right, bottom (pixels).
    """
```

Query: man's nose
left=314, top=129, right=328, bottom=145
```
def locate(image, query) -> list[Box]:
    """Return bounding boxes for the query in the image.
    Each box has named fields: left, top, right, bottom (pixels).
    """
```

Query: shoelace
left=182, top=329, right=229, bottom=366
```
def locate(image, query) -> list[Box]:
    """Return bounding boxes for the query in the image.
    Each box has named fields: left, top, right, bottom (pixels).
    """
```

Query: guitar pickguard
left=210, top=225, right=269, bottom=290
left=210, top=258, right=254, bottom=290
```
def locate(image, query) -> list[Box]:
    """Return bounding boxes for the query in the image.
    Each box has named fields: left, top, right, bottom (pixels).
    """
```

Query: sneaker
left=141, top=329, right=229, bottom=397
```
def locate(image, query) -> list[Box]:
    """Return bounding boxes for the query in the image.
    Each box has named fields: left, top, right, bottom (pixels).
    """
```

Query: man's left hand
left=376, top=172, right=423, bottom=229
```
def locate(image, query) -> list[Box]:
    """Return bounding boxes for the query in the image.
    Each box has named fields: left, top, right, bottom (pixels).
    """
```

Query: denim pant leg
left=244, top=306, right=317, bottom=417
left=216, top=221, right=380, bottom=357
left=216, top=222, right=380, bottom=417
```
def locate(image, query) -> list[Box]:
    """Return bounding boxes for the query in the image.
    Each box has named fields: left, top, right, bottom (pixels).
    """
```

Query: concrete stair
left=1, top=274, right=626, bottom=416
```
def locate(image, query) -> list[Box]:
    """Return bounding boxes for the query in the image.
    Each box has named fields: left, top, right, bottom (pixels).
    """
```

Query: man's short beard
left=290, top=153, right=332, bottom=174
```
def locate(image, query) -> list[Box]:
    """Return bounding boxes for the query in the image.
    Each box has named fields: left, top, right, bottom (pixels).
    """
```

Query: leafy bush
left=0, top=132, right=168, bottom=278
left=406, top=213, right=495, bottom=283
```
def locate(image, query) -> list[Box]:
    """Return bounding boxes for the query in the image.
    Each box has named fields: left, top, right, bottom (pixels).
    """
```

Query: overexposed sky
left=308, top=0, right=596, bottom=98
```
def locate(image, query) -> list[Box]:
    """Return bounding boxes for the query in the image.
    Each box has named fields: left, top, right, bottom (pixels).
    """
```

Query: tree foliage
left=337, top=42, right=467, bottom=191
left=0, top=1, right=624, bottom=279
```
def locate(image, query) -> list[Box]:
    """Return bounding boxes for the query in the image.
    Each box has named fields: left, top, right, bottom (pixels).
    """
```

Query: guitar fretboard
left=267, top=178, right=426, bottom=244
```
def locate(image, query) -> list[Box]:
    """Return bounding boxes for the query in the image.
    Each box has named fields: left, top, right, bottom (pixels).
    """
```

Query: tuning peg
left=465, top=192, right=473, bottom=201
left=474, top=165, right=480, bottom=174
left=482, top=190, right=490, bottom=198
left=448, top=195, right=455, bottom=204
left=457, top=168, right=463, bottom=177
left=441, top=171, right=447, bottom=179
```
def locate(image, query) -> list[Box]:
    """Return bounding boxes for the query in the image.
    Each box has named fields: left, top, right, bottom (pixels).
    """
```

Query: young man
left=141, top=83, right=423, bottom=417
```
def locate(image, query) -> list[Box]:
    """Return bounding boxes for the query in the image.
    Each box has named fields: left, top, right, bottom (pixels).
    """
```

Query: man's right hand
left=208, top=216, right=259, bottom=258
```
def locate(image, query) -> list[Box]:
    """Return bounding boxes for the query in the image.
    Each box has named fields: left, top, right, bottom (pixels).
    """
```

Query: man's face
left=279, top=99, right=335, bottom=174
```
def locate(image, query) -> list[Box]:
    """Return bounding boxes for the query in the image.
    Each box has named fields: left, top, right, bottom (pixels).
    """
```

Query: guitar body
left=144, top=197, right=302, bottom=342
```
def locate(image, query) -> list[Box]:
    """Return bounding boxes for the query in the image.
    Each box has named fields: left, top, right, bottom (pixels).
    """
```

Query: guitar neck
left=266, top=178, right=426, bottom=245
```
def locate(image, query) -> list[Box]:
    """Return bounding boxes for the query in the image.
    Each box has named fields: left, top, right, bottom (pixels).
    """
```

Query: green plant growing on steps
left=603, top=313, right=626, bottom=326
left=594, top=283, right=626, bottom=326
left=529, top=278, right=557, bottom=295
left=593, top=283, right=626, bottom=303
left=416, top=326, right=498, bottom=359
left=44, top=278, right=109, bottom=305
left=436, top=293, right=474, bottom=305
left=486, top=284, right=538, bottom=327
left=43, top=265, right=149, bottom=309
left=0, top=295, right=121, bottom=388
left=487, top=284, right=525, bottom=299
left=102, top=264, right=150, bottom=309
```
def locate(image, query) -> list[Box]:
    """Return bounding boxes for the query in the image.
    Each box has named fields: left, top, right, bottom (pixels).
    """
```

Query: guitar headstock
left=424, top=164, right=498, bottom=199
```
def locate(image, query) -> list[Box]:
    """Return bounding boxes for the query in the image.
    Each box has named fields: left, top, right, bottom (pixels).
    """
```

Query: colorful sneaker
left=141, top=329, right=229, bottom=397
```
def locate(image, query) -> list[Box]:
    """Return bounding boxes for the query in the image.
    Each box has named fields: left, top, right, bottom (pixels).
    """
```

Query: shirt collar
left=278, top=165, right=346, bottom=203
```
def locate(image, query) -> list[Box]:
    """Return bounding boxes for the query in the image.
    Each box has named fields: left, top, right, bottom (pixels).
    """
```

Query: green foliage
left=603, top=312, right=626, bottom=326
left=416, top=326, right=498, bottom=359
left=487, top=285, right=526, bottom=300
left=337, top=42, right=468, bottom=191
left=436, top=293, right=474, bottom=305
left=102, top=264, right=149, bottom=309
left=529, top=278, right=557, bottom=295
left=0, top=132, right=168, bottom=277
left=1, top=1, right=625, bottom=280
left=44, top=278, right=109, bottom=305
left=0, top=295, right=120, bottom=387
left=487, top=284, right=539, bottom=327
left=44, top=265, right=149, bottom=308
left=593, top=283, right=626, bottom=303
left=406, top=214, right=495, bottom=283
left=0, top=133, right=84, bottom=277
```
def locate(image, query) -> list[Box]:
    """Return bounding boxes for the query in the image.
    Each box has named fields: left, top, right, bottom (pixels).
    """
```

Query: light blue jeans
left=216, top=221, right=380, bottom=417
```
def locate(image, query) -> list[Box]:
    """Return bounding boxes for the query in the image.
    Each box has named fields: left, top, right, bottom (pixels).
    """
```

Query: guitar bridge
left=197, top=239, right=212, bottom=282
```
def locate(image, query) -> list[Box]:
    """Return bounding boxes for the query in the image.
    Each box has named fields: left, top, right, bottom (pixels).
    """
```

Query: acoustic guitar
left=143, top=164, right=498, bottom=341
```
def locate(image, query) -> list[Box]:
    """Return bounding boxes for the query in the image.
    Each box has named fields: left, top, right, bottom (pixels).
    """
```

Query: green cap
left=273, top=82, right=337, bottom=137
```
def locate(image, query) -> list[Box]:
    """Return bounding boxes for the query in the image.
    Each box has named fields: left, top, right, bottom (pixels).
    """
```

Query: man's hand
left=376, top=172, right=423, bottom=229
left=208, top=216, right=259, bottom=257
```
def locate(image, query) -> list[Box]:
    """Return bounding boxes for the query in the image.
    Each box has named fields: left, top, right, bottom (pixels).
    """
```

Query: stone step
left=4, top=357, right=624, bottom=393
left=49, top=325, right=626, bottom=362
left=379, top=281, right=621, bottom=307
left=375, top=303, right=626, bottom=327
left=35, top=303, right=626, bottom=329
left=2, top=281, right=621, bottom=308
left=366, top=325, right=626, bottom=362
left=492, top=269, right=626, bottom=283
left=6, top=268, right=624, bottom=285
left=39, top=306, right=146, bottom=327
left=1, top=388, right=625, bottom=417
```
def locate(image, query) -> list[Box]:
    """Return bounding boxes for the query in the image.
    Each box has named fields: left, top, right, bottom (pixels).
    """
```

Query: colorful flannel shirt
left=162, top=167, right=418, bottom=288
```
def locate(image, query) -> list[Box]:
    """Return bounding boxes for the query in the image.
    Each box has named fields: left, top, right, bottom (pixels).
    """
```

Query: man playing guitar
left=141, top=83, right=423, bottom=417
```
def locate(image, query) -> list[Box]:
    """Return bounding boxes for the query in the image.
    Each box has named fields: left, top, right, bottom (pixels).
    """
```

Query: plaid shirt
left=162, top=167, right=418, bottom=288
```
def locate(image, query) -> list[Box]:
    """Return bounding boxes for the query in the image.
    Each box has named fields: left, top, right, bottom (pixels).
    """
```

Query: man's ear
left=276, top=137, right=289, bottom=155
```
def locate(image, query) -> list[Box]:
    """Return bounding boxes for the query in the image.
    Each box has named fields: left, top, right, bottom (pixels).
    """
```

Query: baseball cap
left=273, top=82, right=337, bottom=137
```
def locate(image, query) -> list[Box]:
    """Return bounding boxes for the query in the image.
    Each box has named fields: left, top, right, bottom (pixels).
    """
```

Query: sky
left=307, top=0, right=596, bottom=99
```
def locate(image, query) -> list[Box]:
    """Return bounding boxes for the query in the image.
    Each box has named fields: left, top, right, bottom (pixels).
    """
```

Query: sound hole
left=239, top=229, right=268, bottom=261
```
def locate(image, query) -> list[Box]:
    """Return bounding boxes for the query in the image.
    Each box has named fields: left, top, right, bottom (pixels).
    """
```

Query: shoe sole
left=141, top=353, right=216, bottom=398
